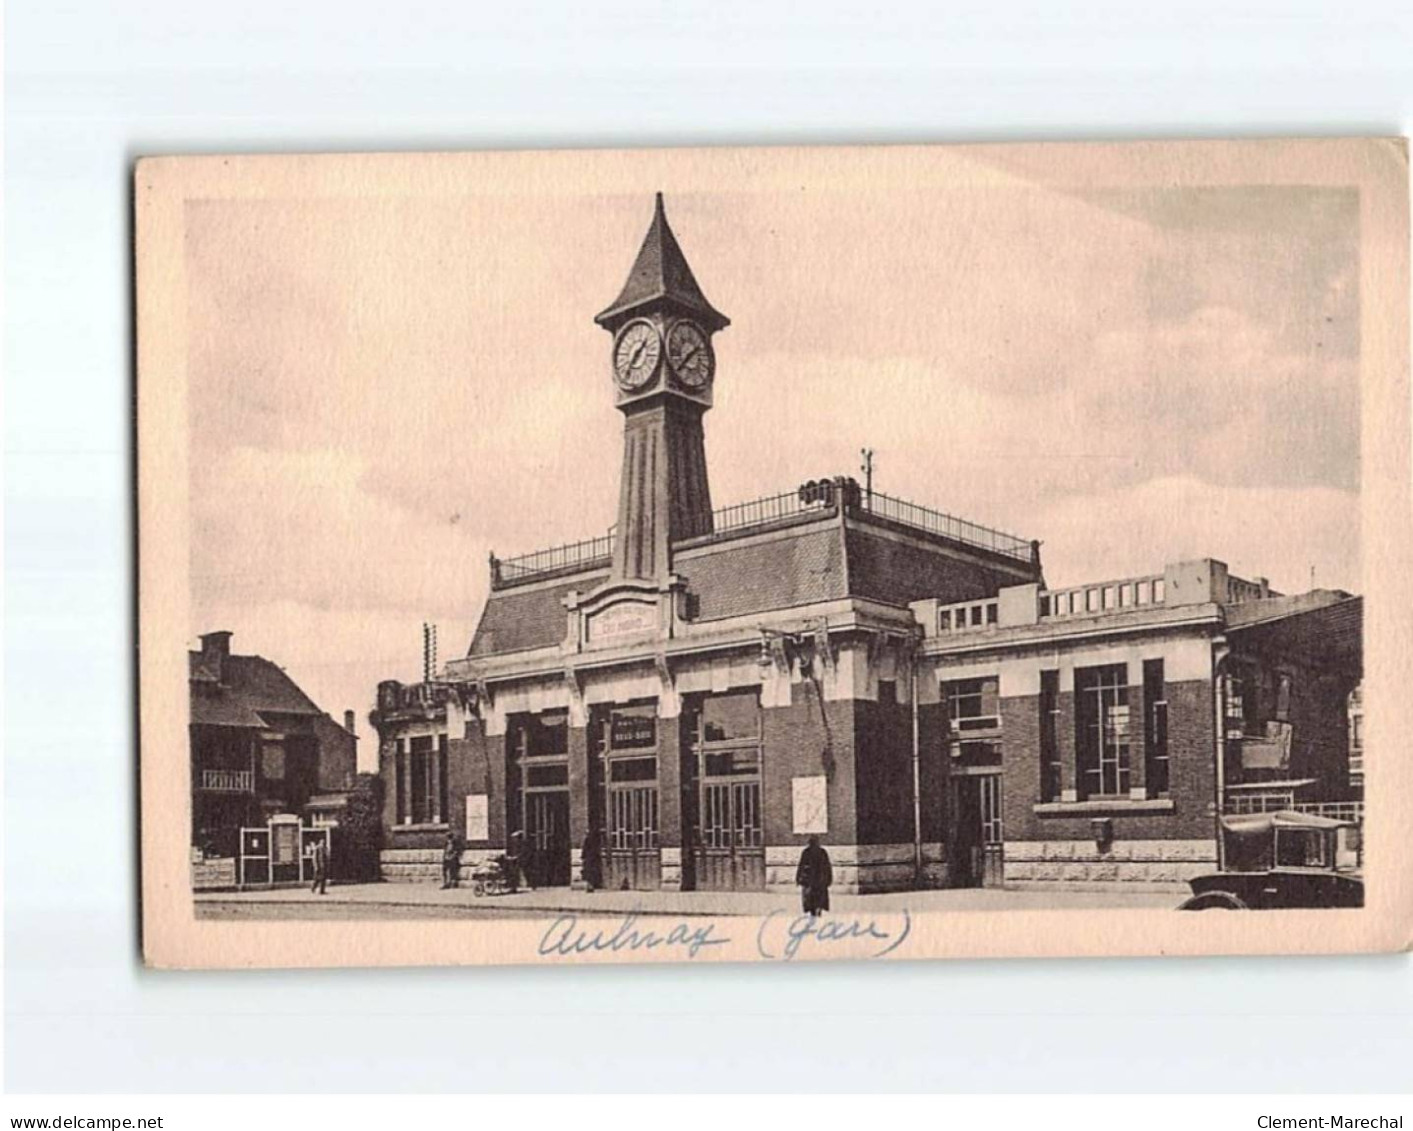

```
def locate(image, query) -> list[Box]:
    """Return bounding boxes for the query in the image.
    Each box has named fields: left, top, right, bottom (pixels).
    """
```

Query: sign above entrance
left=610, top=711, right=657, bottom=749
left=587, top=600, right=657, bottom=644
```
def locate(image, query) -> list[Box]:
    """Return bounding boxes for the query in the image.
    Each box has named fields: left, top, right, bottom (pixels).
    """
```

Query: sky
left=185, top=157, right=1360, bottom=770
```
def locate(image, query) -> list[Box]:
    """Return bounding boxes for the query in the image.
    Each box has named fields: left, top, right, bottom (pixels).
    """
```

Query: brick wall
left=1287, top=668, right=1357, bottom=799
left=916, top=700, right=949, bottom=843
left=999, top=693, right=1042, bottom=841
left=854, top=681, right=916, bottom=845
left=1166, top=679, right=1217, bottom=836
left=760, top=681, right=857, bottom=846
left=1003, top=677, right=1216, bottom=844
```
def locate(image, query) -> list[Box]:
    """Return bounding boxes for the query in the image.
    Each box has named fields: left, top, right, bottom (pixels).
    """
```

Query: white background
left=5, top=0, right=1412, bottom=1094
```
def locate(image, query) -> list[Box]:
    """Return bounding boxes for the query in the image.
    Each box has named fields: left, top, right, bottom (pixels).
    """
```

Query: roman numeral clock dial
left=667, top=320, right=714, bottom=391
left=613, top=320, right=662, bottom=392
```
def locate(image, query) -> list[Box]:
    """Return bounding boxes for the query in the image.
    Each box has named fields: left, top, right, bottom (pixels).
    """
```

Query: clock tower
left=595, top=193, right=729, bottom=581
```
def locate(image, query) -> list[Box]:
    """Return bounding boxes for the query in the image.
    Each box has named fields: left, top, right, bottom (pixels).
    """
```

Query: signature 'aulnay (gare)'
left=536, top=910, right=911, bottom=962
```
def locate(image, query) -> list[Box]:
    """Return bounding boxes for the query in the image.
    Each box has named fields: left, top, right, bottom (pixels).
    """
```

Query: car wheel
left=1178, top=891, right=1249, bottom=910
left=472, top=880, right=486, bottom=897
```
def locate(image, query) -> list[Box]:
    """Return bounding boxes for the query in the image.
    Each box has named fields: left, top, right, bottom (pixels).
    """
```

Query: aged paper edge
left=137, top=138, right=1412, bottom=969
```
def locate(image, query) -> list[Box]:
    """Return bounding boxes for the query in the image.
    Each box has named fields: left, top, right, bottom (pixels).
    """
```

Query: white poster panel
left=791, top=775, right=828, bottom=834
left=465, top=794, right=489, bottom=842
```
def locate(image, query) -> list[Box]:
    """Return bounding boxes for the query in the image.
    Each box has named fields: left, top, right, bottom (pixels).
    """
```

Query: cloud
left=191, top=445, right=489, bottom=619
left=1028, top=476, right=1360, bottom=596
left=184, top=178, right=1362, bottom=698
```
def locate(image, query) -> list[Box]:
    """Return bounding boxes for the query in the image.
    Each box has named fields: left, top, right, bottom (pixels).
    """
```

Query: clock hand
left=628, top=340, right=645, bottom=367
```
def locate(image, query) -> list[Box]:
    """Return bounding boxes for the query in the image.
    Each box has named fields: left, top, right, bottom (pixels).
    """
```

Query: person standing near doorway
left=795, top=835, right=832, bottom=918
left=508, top=830, right=534, bottom=892
left=581, top=827, right=604, bottom=893
left=518, top=829, right=538, bottom=891
left=441, top=830, right=461, bottom=889
left=310, top=837, right=329, bottom=896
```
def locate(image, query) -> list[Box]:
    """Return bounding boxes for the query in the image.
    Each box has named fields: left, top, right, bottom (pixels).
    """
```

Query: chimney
left=199, top=630, right=232, bottom=682
left=344, top=709, right=356, bottom=736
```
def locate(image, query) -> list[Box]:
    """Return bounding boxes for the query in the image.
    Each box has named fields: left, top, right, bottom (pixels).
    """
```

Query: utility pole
left=422, top=622, right=437, bottom=683
left=860, top=447, right=875, bottom=507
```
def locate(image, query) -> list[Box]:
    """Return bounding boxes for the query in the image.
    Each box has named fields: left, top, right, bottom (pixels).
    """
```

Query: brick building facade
left=372, top=196, right=1362, bottom=893
left=190, top=631, right=357, bottom=886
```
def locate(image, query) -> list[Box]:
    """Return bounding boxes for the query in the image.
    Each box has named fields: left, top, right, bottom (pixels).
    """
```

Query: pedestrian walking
left=310, top=837, right=329, bottom=896
left=795, top=835, right=832, bottom=918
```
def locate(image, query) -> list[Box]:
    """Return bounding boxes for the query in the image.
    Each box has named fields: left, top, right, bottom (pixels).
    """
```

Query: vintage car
left=1178, top=810, right=1363, bottom=910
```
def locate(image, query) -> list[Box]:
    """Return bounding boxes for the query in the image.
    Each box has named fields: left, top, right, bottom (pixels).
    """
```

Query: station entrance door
left=685, top=690, right=765, bottom=892
left=951, top=772, right=1004, bottom=888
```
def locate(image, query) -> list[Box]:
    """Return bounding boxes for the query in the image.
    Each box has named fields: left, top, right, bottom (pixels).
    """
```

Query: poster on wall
left=792, top=776, right=828, bottom=835
left=465, top=794, right=488, bottom=842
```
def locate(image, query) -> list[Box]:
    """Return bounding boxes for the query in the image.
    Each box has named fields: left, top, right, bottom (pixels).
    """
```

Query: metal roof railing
left=861, top=491, right=1033, bottom=562
left=489, top=479, right=1034, bottom=587
left=491, top=531, right=616, bottom=587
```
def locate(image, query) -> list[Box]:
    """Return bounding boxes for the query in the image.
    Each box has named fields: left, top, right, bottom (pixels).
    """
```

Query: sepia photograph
left=136, top=138, right=1410, bottom=968
left=10, top=0, right=1413, bottom=1110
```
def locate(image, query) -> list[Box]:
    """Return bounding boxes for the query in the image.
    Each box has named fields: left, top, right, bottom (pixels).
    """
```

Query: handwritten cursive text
left=756, top=908, right=912, bottom=961
left=538, top=912, right=731, bottom=960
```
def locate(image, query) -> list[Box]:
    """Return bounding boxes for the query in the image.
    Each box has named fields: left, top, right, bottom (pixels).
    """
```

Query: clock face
left=613, top=320, right=662, bottom=392
left=667, top=321, right=714, bottom=389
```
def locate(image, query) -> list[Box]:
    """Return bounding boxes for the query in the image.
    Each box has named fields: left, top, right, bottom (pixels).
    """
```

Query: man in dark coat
left=796, top=835, right=832, bottom=918
left=581, top=828, right=604, bottom=892
left=509, top=830, right=534, bottom=891
left=441, top=831, right=461, bottom=889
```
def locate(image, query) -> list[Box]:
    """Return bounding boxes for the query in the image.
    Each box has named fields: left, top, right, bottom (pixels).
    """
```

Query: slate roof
left=1223, top=589, right=1353, bottom=629
left=466, top=514, right=1045, bottom=659
left=468, top=573, right=607, bottom=658
left=1225, top=592, right=1362, bottom=672
left=845, top=526, right=1029, bottom=609
left=595, top=194, right=730, bottom=332
left=188, top=651, right=326, bottom=728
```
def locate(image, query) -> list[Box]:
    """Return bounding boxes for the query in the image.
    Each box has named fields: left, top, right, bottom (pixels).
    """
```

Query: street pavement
left=196, top=880, right=1182, bottom=919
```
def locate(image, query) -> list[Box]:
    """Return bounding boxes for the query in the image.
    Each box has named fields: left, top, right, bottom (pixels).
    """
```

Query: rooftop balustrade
left=488, top=478, right=1034, bottom=589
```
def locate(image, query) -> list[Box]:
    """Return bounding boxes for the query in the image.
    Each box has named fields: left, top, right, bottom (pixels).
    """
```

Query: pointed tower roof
left=595, top=193, right=730, bottom=332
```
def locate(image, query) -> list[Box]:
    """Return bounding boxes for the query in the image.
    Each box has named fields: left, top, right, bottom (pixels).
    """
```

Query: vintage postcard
left=137, top=138, right=1411, bottom=969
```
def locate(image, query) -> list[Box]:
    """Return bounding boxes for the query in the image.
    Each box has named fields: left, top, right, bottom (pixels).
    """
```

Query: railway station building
left=372, top=196, right=1362, bottom=893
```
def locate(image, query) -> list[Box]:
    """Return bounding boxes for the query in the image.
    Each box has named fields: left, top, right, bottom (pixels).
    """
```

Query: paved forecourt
left=195, top=882, right=1180, bottom=919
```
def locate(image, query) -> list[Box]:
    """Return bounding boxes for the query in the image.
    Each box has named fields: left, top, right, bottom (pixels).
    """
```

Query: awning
left=1220, top=809, right=1351, bottom=835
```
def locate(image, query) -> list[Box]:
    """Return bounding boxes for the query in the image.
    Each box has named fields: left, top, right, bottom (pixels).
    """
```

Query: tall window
left=1076, top=664, right=1130, bottom=798
left=1275, top=673, right=1293, bottom=723
left=395, top=739, right=408, bottom=825
left=1039, top=669, right=1061, bottom=801
left=1143, top=659, right=1169, bottom=797
left=513, top=710, right=568, bottom=759
left=509, top=710, right=569, bottom=844
left=1348, top=685, right=1364, bottom=787
left=944, top=678, right=997, bottom=733
left=1224, top=671, right=1248, bottom=735
left=403, top=734, right=447, bottom=825
left=438, top=734, right=449, bottom=824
